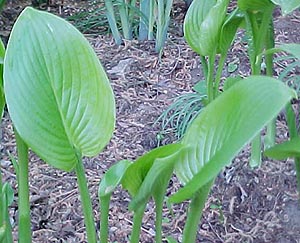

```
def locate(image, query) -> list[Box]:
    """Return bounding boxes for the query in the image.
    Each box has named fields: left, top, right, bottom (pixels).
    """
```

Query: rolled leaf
left=122, top=144, right=182, bottom=197
left=170, top=76, right=296, bottom=203
left=99, top=160, right=132, bottom=197
left=4, top=7, right=115, bottom=171
left=218, top=8, right=244, bottom=54
left=128, top=143, right=184, bottom=210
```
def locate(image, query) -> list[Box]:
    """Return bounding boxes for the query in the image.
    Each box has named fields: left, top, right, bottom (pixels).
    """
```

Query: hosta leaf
left=0, top=38, right=5, bottom=118
left=238, top=0, right=274, bottom=11
left=270, top=0, right=300, bottom=15
left=170, top=76, right=296, bottom=203
left=4, top=7, right=115, bottom=171
left=129, top=143, right=184, bottom=210
left=264, top=137, right=300, bottom=160
left=184, top=0, right=217, bottom=56
left=218, top=8, right=244, bottom=54
left=223, top=76, right=243, bottom=91
left=99, top=160, right=132, bottom=198
left=122, top=144, right=182, bottom=197
left=278, top=43, right=300, bottom=60
left=194, top=0, right=229, bottom=56
left=2, top=183, right=14, bottom=207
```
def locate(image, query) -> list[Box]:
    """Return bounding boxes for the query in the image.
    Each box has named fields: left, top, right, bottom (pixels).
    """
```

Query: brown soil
left=1, top=1, right=300, bottom=242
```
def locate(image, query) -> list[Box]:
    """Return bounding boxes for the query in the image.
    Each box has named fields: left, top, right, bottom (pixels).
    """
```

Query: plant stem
left=182, top=181, right=213, bottom=243
left=207, top=54, right=216, bottom=103
left=264, top=18, right=276, bottom=149
left=154, top=196, right=163, bottom=243
left=286, top=103, right=297, bottom=138
left=285, top=103, right=300, bottom=202
left=200, top=56, right=208, bottom=80
left=74, top=156, right=97, bottom=243
left=214, top=53, right=227, bottom=98
left=99, top=194, right=111, bottom=243
left=249, top=8, right=274, bottom=167
left=15, top=131, right=31, bottom=243
left=295, top=158, right=300, bottom=204
left=130, top=205, right=146, bottom=243
left=153, top=169, right=173, bottom=243
left=2, top=185, right=13, bottom=243
left=250, top=135, right=262, bottom=168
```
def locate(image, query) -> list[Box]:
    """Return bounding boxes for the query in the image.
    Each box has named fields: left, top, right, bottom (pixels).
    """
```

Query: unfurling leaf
left=99, top=160, right=132, bottom=198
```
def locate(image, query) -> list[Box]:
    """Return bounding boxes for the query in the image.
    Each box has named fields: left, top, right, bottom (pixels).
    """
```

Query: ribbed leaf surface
left=4, top=7, right=115, bottom=171
left=184, top=0, right=229, bottom=56
left=184, top=0, right=216, bottom=55
left=171, top=76, right=296, bottom=202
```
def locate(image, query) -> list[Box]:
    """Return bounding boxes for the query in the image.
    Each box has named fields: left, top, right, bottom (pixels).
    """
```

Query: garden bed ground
left=1, top=1, right=300, bottom=242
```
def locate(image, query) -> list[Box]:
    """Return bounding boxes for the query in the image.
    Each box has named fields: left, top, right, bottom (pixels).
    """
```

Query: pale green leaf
left=218, top=8, right=244, bottom=54
left=270, top=0, right=300, bottom=15
left=4, top=7, right=115, bottom=171
left=99, top=160, right=132, bottom=198
left=129, top=143, right=184, bottom=210
left=2, top=183, right=14, bottom=206
left=278, top=43, right=300, bottom=60
left=223, top=76, right=243, bottom=91
left=184, top=0, right=216, bottom=56
left=264, top=137, right=300, bottom=160
left=170, top=76, right=296, bottom=203
left=121, top=144, right=182, bottom=197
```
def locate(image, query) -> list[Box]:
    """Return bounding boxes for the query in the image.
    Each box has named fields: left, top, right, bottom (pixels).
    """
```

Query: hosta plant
left=3, top=7, right=115, bottom=243
left=1, top=1, right=300, bottom=243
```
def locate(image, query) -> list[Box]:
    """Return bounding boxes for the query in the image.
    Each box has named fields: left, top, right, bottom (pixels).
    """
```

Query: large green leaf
left=264, top=137, right=300, bottom=160
left=170, top=76, right=296, bottom=203
left=270, top=0, right=300, bottom=15
left=0, top=38, right=5, bottom=118
left=4, top=7, right=115, bottom=171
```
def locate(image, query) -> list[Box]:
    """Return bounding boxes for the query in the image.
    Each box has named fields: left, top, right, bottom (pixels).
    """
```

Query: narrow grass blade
left=105, top=0, right=123, bottom=45
left=138, top=0, right=150, bottom=40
